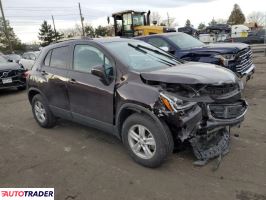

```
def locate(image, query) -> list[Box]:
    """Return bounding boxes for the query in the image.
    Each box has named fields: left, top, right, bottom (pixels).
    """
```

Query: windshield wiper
left=135, top=44, right=182, bottom=63
left=128, top=43, right=177, bottom=66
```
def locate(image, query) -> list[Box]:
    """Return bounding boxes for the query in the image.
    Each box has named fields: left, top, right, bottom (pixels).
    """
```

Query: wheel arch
left=116, top=103, right=167, bottom=139
left=28, top=88, right=47, bottom=104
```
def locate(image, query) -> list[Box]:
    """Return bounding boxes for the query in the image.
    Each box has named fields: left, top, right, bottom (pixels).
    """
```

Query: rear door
left=67, top=42, right=116, bottom=129
left=40, top=46, right=72, bottom=119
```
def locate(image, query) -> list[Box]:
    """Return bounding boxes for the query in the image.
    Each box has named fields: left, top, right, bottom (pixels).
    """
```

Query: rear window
left=50, top=46, right=69, bottom=68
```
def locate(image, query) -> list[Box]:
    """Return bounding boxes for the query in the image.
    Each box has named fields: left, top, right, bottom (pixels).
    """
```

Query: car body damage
left=137, top=63, right=248, bottom=163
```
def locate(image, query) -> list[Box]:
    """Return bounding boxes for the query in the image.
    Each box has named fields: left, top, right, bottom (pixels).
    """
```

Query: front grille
left=205, top=84, right=238, bottom=96
left=208, top=101, right=247, bottom=119
left=0, top=70, right=18, bottom=78
left=236, top=47, right=253, bottom=75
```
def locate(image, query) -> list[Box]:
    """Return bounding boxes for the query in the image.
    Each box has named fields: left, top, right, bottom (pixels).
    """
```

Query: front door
left=67, top=43, right=115, bottom=130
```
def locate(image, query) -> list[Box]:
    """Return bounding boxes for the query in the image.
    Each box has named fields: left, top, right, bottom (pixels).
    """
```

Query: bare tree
left=216, top=18, right=227, bottom=24
left=150, top=12, right=161, bottom=25
left=247, top=11, right=266, bottom=26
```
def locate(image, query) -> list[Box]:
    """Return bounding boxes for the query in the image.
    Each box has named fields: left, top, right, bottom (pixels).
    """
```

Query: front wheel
left=122, top=113, right=174, bottom=168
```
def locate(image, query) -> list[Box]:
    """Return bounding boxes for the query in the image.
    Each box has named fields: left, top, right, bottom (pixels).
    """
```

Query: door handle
left=41, top=70, right=48, bottom=75
left=69, top=78, right=76, bottom=84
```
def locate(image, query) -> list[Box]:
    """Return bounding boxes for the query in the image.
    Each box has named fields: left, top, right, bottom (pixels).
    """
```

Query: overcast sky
left=2, top=0, right=266, bottom=43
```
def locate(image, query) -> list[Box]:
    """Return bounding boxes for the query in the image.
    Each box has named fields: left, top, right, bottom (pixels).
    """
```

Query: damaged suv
left=27, top=37, right=248, bottom=168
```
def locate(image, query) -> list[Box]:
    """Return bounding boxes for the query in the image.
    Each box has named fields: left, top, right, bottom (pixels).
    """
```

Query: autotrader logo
left=0, top=188, right=54, bottom=199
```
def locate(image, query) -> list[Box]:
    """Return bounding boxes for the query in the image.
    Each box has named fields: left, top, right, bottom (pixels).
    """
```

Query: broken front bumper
left=190, top=100, right=248, bottom=162
left=204, top=99, right=248, bottom=130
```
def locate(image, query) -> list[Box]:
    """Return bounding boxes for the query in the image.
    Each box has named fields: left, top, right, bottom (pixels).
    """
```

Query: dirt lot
left=0, top=56, right=266, bottom=200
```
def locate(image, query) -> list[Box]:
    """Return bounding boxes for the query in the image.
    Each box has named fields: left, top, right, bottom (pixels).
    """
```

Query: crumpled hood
left=0, top=62, right=21, bottom=70
left=141, top=62, right=238, bottom=85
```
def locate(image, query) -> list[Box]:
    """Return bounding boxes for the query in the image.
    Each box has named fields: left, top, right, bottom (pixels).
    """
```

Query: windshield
left=105, top=40, right=180, bottom=72
left=167, top=33, right=205, bottom=49
left=0, top=55, right=7, bottom=63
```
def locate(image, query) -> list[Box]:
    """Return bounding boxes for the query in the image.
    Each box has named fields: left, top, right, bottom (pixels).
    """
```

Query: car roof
left=45, top=37, right=138, bottom=49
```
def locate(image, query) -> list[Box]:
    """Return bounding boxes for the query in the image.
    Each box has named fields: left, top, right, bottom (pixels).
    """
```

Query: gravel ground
left=0, top=56, right=265, bottom=200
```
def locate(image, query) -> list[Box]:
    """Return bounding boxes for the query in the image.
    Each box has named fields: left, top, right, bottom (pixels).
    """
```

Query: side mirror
left=91, top=65, right=105, bottom=79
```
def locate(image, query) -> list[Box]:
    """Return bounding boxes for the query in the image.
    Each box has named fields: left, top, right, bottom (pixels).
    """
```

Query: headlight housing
left=214, top=54, right=236, bottom=66
left=160, top=92, right=196, bottom=112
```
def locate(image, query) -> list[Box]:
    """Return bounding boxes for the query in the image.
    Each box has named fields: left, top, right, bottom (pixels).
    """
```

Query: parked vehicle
left=4, top=54, right=22, bottom=63
left=231, top=25, right=249, bottom=38
left=111, top=10, right=176, bottom=37
left=137, top=32, right=255, bottom=81
left=198, top=24, right=231, bottom=43
left=27, top=37, right=247, bottom=167
left=19, top=51, right=40, bottom=70
left=0, top=55, right=26, bottom=90
left=224, top=29, right=265, bottom=44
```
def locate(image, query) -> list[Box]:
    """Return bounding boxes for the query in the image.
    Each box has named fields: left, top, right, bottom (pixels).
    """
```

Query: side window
left=73, top=44, right=113, bottom=75
left=50, top=46, right=69, bottom=68
left=147, top=38, right=170, bottom=48
left=44, top=50, right=52, bottom=66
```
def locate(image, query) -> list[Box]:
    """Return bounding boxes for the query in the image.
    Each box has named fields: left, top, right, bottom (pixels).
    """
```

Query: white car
left=19, top=51, right=39, bottom=70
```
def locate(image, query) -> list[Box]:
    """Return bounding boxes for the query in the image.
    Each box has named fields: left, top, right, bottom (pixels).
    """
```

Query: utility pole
left=264, top=12, right=266, bottom=56
left=78, top=2, right=85, bottom=36
left=51, top=15, right=57, bottom=41
left=167, top=12, right=170, bottom=27
left=0, top=0, right=12, bottom=52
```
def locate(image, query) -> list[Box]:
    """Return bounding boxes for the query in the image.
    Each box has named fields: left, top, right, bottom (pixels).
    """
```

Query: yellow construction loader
left=111, top=10, right=176, bottom=37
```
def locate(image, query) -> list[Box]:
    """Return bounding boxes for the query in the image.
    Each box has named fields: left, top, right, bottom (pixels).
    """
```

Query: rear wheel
left=122, top=113, right=174, bottom=168
left=32, top=94, right=56, bottom=128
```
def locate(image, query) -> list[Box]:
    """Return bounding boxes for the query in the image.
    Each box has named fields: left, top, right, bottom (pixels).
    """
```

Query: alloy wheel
left=128, top=124, right=156, bottom=159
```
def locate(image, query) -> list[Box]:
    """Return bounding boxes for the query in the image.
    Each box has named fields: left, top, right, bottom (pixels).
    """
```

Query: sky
left=2, top=0, right=266, bottom=43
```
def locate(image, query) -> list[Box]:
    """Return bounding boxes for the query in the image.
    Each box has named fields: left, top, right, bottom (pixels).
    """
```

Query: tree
left=60, top=23, right=95, bottom=38
left=185, top=19, right=191, bottom=27
left=247, top=11, right=266, bottom=26
left=209, top=18, right=217, bottom=26
left=150, top=12, right=161, bottom=25
left=198, top=23, right=206, bottom=30
left=0, top=17, right=23, bottom=53
left=216, top=18, right=227, bottom=24
left=38, top=21, right=55, bottom=46
left=95, top=25, right=108, bottom=37
left=227, top=4, right=246, bottom=25
left=54, top=31, right=64, bottom=41
left=84, top=25, right=95, bottom=37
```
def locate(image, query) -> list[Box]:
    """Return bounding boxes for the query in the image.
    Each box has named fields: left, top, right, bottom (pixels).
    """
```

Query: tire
left=121, top=113, right=174, bottom=168
left=31, top=94, right=56, bottom=128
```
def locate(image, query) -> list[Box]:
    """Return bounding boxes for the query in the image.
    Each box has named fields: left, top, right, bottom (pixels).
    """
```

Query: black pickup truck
left=137, top=32, right=255, bottom=82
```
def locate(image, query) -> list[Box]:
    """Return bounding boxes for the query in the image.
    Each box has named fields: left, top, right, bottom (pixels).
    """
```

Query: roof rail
left=52, top=36, right=93, bottom=44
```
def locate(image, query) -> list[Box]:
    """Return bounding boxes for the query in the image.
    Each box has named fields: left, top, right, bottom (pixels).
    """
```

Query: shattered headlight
left=160, top=92, right=196, bottom=112
left=214, top=54, right=236, bottom=66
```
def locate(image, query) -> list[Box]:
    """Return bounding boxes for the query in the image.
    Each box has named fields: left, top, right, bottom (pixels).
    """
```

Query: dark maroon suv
left=27, top=37, right=247, bottom=167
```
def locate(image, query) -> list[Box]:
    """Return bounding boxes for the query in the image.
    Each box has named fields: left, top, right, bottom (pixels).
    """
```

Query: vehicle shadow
left=0, top=88, right=26, bottom=97
left=56, top=118, right=196, bottom=166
